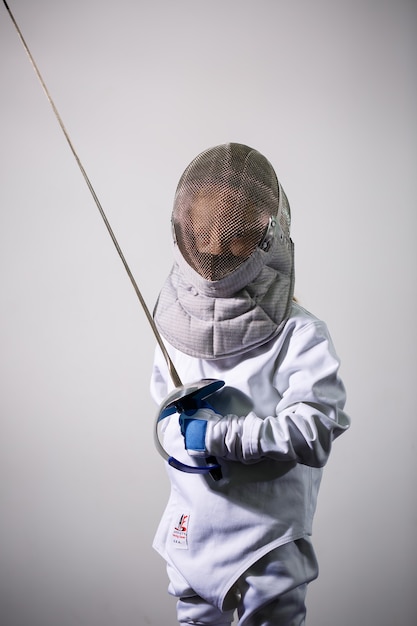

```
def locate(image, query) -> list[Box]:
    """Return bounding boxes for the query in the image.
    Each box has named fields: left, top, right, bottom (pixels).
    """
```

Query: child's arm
left=183, top=320, right=350, bottom=468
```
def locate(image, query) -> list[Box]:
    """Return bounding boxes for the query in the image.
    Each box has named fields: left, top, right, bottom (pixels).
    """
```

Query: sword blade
left=2, top=0, right=182, bottom=388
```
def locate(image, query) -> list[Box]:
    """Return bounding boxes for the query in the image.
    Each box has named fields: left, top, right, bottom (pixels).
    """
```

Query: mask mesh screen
left=172, top=143, right=289, bottom=281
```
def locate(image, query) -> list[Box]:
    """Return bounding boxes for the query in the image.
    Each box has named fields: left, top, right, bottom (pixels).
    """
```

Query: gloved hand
left=179, top=404, right=223, bottom=457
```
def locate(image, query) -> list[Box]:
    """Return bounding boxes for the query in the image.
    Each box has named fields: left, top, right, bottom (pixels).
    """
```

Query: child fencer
left=150, top=143, right=350, bottom=626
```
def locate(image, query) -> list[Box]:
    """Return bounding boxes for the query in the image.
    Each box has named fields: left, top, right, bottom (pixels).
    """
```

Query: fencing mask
left=172, top=143, right=290, bottom=281
left=154, top=143, right=295, bottom=359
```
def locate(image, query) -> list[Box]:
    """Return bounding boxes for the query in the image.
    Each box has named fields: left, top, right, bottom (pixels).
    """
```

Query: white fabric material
left=150, top=302, right=349, bottom=611
left=173, top=538, right=318, bottom=626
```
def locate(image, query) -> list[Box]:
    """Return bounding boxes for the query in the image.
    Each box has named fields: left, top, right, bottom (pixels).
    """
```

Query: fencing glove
left=179, top=405, right=223, bottom=457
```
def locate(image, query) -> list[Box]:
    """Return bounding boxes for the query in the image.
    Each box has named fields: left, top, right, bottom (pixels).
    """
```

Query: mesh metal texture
left=172, top=143, right=290, bottom=281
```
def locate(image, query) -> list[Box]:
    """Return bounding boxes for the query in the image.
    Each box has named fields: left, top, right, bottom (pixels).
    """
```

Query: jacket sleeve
left=205, top=319, right=350, bottom=468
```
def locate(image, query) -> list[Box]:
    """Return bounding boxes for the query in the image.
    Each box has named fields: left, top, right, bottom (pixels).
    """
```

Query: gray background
left=0, top=1, right=416, bottom=624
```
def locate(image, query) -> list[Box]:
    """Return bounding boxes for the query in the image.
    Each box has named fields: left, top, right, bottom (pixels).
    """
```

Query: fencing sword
left=3, top=0, right=223, bottom=479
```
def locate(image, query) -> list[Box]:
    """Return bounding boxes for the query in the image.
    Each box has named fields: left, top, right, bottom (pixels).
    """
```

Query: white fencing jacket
left=150, top=302, right=350, bottom=610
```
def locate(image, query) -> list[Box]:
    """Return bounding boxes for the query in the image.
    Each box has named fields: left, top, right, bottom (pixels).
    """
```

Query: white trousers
left=167, top=537, right=319, bottom=626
